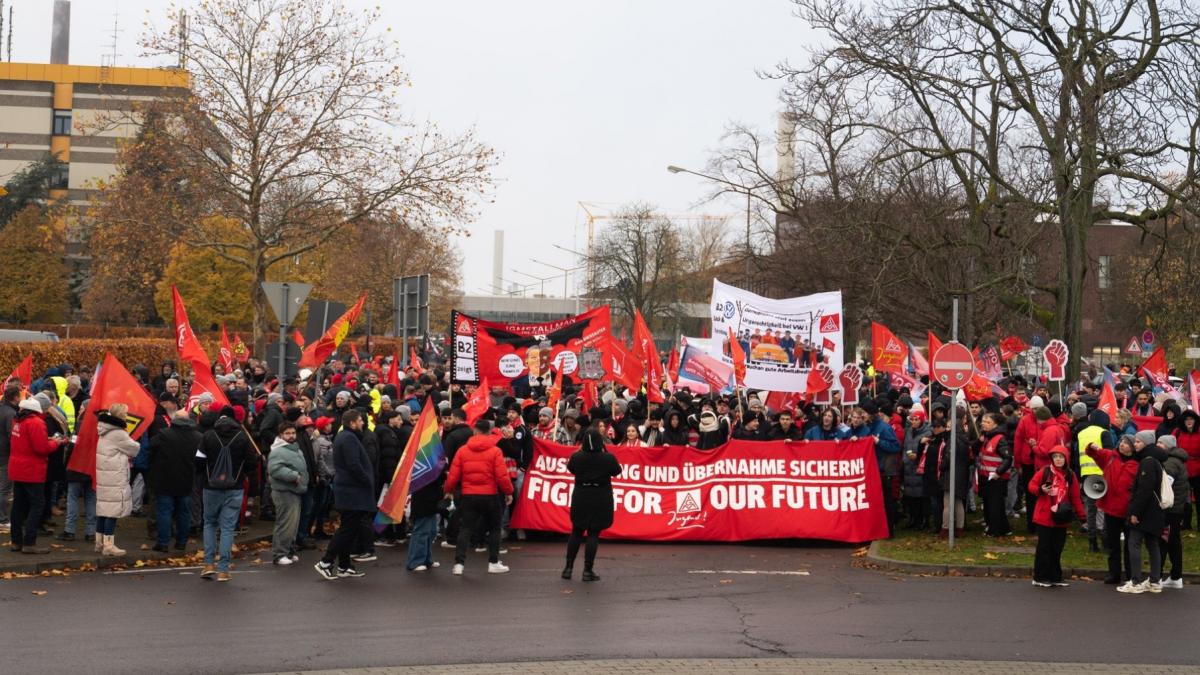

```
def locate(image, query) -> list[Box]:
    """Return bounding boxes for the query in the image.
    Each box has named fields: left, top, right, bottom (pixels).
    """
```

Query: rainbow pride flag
left=374, top=400, right=446, bottom=530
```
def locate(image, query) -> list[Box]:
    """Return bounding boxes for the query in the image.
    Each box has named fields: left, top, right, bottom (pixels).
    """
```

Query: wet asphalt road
left=0, top=539, right=1193, bottom=674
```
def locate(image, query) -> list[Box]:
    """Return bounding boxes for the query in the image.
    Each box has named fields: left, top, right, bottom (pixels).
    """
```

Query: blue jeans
left=295, top=489, right=314, bottom=545
left=65, top=481, right=97, bottom=536
left=203, top=488, right=243, bottom=572
left=155, top=495, right=191, bottom=548
left=405, top=514, right=438, bottom=570
left=96, top=516, right=117, bottom=536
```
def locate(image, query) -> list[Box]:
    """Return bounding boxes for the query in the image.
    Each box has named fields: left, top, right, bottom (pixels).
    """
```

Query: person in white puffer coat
left=94, top=403, right=141, bottom=556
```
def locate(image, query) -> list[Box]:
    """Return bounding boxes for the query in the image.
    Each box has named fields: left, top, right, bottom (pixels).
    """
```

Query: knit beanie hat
left=1134, top=430, right=1156, bottom=447
left=1070, top=402, right=1087, bottom=419
left=1028, top=395, right=1044, bottom=409
left=1157, top=435, right=1178, bottom=450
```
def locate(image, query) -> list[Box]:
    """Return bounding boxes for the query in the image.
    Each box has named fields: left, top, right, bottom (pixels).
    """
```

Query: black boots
left=582, top=567, right=599, bottom=582
left=561, top=564, right=573, bottom=580
left=1088, top=533, right=1100, bottom=553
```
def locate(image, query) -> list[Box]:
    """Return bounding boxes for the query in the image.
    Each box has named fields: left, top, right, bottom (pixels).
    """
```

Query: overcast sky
left=8, top=0, right=811, bottom=297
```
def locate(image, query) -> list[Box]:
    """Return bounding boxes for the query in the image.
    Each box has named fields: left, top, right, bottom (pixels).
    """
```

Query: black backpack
left=207, top=431, right=245, bottom=490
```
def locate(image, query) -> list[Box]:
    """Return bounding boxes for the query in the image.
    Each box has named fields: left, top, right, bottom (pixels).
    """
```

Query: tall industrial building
left=0, top=1, right=188, bottom=275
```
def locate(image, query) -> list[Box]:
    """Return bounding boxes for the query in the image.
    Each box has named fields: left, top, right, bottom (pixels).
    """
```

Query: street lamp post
left=667, top=164, right=762, bottom=287
left=531, top=258, right=586, bottom=298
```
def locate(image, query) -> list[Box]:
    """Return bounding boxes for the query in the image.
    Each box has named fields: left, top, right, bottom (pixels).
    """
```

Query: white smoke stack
left=492, top=230, right=504, bottom=296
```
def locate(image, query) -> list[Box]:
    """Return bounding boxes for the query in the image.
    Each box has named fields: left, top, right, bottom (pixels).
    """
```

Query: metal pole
left=365, top=309, right=372, bottom=358
left=745, top=191, right=752, bottom=285
left=277, top=284, right=289, bottom=379
left=948, top=296, right=959, bottom=550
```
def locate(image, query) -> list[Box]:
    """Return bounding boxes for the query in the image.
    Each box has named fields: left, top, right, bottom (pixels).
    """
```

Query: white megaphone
left=1083, top=475, right=1107, bottom=500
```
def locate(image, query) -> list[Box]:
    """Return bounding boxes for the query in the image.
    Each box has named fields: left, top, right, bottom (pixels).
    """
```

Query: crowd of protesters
left=1, top=350, right=1195, bottom=591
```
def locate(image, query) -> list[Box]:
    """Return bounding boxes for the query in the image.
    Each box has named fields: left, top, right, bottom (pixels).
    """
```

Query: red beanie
left=233, top=406, right=246, bottom=424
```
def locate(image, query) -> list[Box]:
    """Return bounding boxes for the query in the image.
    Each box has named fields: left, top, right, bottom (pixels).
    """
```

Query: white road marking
left=105, top=566, right=261, bottom=575
left=688, top=569, right=810, bottom=576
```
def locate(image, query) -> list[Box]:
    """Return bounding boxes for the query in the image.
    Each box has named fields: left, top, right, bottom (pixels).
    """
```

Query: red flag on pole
left=1098, top=381, right=1119, bottom=420
left=999, top=335, right=1029, bottom=362
left=727, top=327, right=747, bottom=388
left=1139, top=346, right=1169, bottom=388
left=463, top=377, right=491, bottom=427
left=871, top=322, right=906, bottom=374
left=607, top=338, right=644, bottom=394
left=666, top=347, right=680, bottom=385
left=171, top=287, right=230, bottom=408
left=171, top=286, right=210, bottom=367
left=67, top=353, right=157, bottom=487
left=292, top=330, right=306, bottom=348
left=410, top=346, right=424, bottom=375
left=349, top=341, right=360, bottom=364
left=1188, top=370, right=1200, bottom=414
left=299, top=292, right=367, bottom=368
left=5, top=354, right=32, bottom=389
left=927, top=331, right=944, bottom=363
left=387, top=348, right=402, bottom=388
left=232, top=333, right=249, bottom=361
left=633, top=311, right=664, bottom=403
left=579, top=380, right=598, bottom=412
left=218, top=323, right=235, bottom=372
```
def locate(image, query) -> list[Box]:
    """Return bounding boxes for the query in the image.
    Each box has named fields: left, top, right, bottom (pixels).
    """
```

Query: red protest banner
left=511, top=437, right=890, bottom=543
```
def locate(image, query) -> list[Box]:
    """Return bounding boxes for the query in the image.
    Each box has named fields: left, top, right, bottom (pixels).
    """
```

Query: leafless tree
left=135, top=0, right=497, bottom=350
left=587, top=204, right=690, bottom=329
left=786, top=0, right=1200, bottom=378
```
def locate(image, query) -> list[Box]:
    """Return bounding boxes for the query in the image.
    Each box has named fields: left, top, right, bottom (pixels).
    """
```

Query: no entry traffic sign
left=931, top=342, right=975, bottom=390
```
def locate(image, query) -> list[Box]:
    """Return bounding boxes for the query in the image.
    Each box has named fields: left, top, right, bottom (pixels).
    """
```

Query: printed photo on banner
left=674, top=337, right=734, bottom=395
left=708, top=279, right=844, bottom=393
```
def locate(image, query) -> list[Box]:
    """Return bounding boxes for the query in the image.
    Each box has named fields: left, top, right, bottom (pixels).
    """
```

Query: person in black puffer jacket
left=1122, top=441, right=1168, bottom=593
left=148, top=411, right=202, bottom=551
left=373, top=410, right=403, bottom=545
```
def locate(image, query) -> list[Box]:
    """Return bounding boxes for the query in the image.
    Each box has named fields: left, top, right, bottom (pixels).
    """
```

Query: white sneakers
left=411, top=562, right=441, bottom=572
left=452, top=563, right=465, bottom=576
left=488, top=561, right=510, bottom=574
left=1161, top=578, right=1184, bottom=589
left=1117, top=580, right=1166, bottom=594
left=274, top=555, right=294, bottom=566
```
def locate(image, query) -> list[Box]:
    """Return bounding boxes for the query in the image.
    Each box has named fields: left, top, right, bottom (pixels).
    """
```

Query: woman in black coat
left=562, top=429, right=622, bottom=582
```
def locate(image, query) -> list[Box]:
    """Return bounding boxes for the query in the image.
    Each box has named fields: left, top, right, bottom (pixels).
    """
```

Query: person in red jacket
left=1032, top=407, right=1070, bottom=472
left=8, top=398, right=62, bottom=553
left=443, top=420, right=515, bottom=576
left=1087, top=435, right=1139, bottom=584
left=1028, top=445, right=1085, bottom=587
left=1174, top=410, right=1200, bottom=529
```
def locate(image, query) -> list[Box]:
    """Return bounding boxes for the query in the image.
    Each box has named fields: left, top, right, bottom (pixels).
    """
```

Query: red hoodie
left=1033, top=419, right=1070, bottom=471
left=1086, top=446, right=1138, bottom=518
left=443, top=434, right=514, bottom=496
left=1027, top=460, right=1085, bottom=528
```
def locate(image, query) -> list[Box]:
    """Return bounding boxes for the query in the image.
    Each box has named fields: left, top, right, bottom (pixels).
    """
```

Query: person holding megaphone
left=1085, top=435, right=1139, bottom=585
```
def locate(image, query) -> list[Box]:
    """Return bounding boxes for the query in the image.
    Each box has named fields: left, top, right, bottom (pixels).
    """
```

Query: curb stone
left=865, top=540, right=1200, bottom=582
left=0, top=533, right=271, bottom=576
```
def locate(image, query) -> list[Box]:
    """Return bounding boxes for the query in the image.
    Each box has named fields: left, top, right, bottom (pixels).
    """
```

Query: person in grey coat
left=901, top=409, right=930, bottom=529
left=314, top=410, right=374, bottom=580
left=267, top=422, right=308, bottom=565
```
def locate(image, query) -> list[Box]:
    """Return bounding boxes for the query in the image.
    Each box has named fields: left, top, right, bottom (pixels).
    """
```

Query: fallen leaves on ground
left=983, top=553, right=999, bottom=560
left=31, top=590, right=47, bottom=596
left=851, top=546, right=870, bottom=557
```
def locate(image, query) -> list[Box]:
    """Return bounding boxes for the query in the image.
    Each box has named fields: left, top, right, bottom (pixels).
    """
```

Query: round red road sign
left=931, top=342, right=975, bottom=390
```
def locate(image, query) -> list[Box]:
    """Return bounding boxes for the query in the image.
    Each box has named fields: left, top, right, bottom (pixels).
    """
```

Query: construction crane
left=575, top=201, right=731, bottom=293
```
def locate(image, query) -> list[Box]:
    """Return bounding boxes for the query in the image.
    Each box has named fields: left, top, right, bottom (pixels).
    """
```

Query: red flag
left=579, top=380, right=598, bottom=412
left=963, top=373, right=995, bottom=402
left=871, top=322, right=906, bottom=374
left=5, top=354, right=32, bottom=389
left=171, top=286, right=210, bottom=367
left=218, top=323, right=234, bottom=372
left=463, top=377, right=491, bottom=427
left=727, top=327, right=747, bottom=388
left=607, top=338, right=644, bottom=394
left=299, top=292, right=367, bottom=368
left=666, top=347, right=680, bottom=389
left=999, top=335, right=1029, bottom=362
left=1098, top=382, right=1118, bottom=420
left=765, top=390, right=801, bottom=413
left=927, top=331, right=944, bottom=361
left=349, top=341, right=360, bottom=364
left=67, top=353, right=157, bottom=487
left=410, top=346, right=425, bottom=375
left=232, top=333, right=249, bottom=361
left=1139, top=346, right=1168, bottom=388
left=633, top=311, right=665, bottom=403
left=292, top=330, right=306, bottom=348
left=387, top=348, right=402, bottom=388
left=188, top=366, right=231, bottom=409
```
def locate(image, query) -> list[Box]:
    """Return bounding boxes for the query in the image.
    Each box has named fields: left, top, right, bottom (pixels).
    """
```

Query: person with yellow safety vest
left=49, top=376, right=76, bottom=434
left=1076, top=407, right=1117, bottom=552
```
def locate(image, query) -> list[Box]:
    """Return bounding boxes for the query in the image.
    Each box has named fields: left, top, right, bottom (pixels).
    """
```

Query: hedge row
left=0, top=339, right=179, bottom=378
